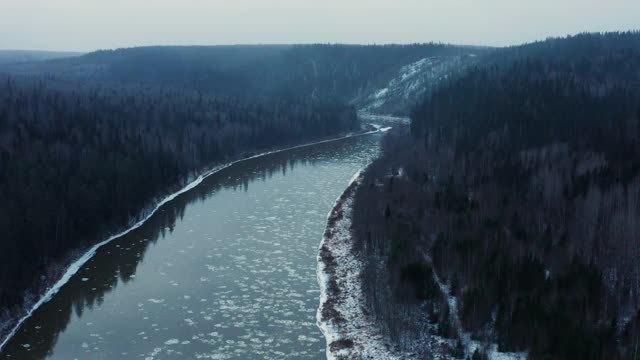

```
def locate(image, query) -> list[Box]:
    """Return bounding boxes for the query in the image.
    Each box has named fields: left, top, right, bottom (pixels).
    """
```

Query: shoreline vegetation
left=0, top=125, right=384, bottom=353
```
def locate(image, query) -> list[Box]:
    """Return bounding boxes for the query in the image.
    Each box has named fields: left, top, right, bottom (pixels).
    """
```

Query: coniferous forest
left=352, top=31, right=640, bottom=359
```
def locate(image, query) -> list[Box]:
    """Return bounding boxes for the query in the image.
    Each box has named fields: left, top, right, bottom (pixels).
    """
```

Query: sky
left=1, top=0, right=639, bottom=52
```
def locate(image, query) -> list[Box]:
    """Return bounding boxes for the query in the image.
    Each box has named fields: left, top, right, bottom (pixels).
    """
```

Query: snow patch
left=374, top=88, right=389, bottom=99
left=357, top=54, right=478, bottom=114
left=423, top=250, right=527, bottom=359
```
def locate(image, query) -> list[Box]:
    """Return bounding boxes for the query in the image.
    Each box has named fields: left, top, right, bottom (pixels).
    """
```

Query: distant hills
left=0, top=44, right=486, bottom=115
left=0, top=50, right=84, bottom=65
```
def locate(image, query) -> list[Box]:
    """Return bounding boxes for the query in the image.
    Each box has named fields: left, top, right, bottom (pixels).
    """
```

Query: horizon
left=1, top=30, right=638, bottom=54
left=2, top=0, right=639, bottom=52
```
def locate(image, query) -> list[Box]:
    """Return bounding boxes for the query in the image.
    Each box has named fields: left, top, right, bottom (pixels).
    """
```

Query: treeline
left=485, top=31, right=640, bottom=65
left=353, top=31, right=640, bottom=359
left=0, top=75, right=359, bottom=316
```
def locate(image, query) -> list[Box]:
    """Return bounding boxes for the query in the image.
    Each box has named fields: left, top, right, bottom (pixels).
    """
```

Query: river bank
left=316, top=171, right=400, bottom=359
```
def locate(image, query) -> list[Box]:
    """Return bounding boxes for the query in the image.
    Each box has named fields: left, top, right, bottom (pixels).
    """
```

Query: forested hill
left=484, top=31, right=640, bottom=65
left=2, top=44, right=484, bottom=114
left=352, top=31, right=640, bottom=359
left=0, top=75, right=359, bottom=330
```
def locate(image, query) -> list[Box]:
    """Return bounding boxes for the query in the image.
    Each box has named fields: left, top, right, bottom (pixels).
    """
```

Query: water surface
left=1, top=134, right=382, bottom=359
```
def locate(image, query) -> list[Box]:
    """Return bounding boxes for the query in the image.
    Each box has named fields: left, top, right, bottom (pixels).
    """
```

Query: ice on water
left=12, top=135, right=383, bottom=359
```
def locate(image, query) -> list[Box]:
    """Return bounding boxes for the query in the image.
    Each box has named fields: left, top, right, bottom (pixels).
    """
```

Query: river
left=1, top=133, right=383, bottom=359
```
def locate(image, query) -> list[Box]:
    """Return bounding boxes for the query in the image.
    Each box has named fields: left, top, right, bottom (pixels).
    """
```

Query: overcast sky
left=1, top=0, right=639, bottom=52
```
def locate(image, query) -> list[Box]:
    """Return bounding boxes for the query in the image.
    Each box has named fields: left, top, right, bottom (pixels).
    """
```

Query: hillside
left=1, top=44, right=485, bottom=114
left=352, top=31, right=640, bottom=359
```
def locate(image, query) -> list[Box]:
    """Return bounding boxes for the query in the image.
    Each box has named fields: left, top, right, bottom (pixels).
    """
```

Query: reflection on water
left=1, top=134, right=382, bottom=360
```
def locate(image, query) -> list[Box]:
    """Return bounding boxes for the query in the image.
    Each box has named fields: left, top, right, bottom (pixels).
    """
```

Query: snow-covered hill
left=353, top=54, right=479, bottom=115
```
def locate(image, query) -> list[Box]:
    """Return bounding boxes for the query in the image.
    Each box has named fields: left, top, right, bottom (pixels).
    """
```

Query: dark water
left=1, top=134, right=382, bottom=360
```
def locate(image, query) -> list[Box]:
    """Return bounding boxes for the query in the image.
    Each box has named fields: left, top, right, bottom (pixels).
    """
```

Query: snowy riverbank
left=316, top=163, right=527, bottom=360
left=316, top=171, right=400, bottom=359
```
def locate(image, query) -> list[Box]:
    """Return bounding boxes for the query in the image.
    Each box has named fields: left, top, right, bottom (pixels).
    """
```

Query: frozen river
left=1, top=133, right=382, bottom=359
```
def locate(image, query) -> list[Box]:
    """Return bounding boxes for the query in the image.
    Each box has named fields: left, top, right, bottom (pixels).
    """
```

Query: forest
left=3, top=43, right=477, bottom=113
left=0, top=75, right=359, bottom=325
left=352, top=31, right=640, bottom=359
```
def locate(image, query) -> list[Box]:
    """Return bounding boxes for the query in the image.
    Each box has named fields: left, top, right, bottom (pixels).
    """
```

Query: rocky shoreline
left=316, top=171, right=399, bottom=359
